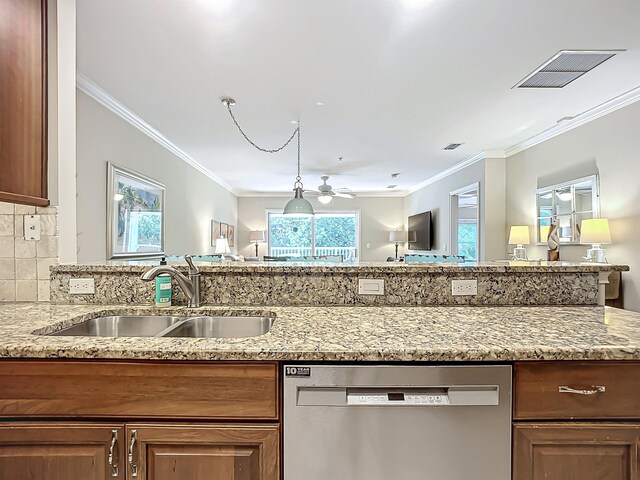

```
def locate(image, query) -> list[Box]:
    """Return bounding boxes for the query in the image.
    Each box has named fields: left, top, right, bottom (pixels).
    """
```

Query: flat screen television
left=408, top=211, right=432, bottom=250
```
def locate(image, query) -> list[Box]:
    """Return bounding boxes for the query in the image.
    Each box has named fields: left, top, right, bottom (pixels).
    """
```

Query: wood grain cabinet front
left=513, top=362, right=640, bottom=480
left=126, top=424, right=279, bottom=480
left=513, top=423, right=640, bottom=480
left=0, top=0, right=49, bottom=206
left=0, top=423, right=126, bottom=480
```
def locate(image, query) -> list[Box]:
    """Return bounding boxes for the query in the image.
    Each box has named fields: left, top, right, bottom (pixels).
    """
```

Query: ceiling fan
left=306, top=176, right=357, bottom=204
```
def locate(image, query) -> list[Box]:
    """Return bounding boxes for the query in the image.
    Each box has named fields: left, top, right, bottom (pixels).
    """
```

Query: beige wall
left=237, top=196, right=404, bottom=262
left=404, top=158, right=508, bottom=261
left=76, top=91, right=238, bottom=262
left=506, top=101, right=640, bottom=312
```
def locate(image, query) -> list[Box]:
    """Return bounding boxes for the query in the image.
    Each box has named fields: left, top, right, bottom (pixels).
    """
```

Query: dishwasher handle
left=296, top=386, right=500, bottom=407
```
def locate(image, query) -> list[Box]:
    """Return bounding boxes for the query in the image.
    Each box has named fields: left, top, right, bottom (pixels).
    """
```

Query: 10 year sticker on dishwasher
left=285, top=366, right=311, bottom=377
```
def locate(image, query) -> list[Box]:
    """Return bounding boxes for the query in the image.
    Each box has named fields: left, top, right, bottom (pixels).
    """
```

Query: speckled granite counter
left=50, top=261, right=628, bottom=306
left=1, top=303, right=639, bottom=361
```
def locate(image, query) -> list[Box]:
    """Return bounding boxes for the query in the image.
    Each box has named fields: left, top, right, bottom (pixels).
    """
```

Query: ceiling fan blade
left=334, top=192, right=356, bottom=198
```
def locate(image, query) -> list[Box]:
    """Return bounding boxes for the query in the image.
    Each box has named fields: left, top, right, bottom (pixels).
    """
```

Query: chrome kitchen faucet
left=141, top=255, right=202, bottom=307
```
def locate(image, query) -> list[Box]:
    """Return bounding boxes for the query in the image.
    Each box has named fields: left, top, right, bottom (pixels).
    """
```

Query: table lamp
left=249, top=230, right=266, bottom=257
left=580, top=218, right=611, bottom=263
left=214, top=236, right=231, bottom=255
left=388, top=230, right=405, bottom=259
left=508, top=226, right=530, bottom=260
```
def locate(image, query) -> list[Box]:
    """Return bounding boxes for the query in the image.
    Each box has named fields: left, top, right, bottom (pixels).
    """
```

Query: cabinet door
left=0, top=0, right=48, bottom=206
left=514, top=423, right=640, bottom=480
left=0, top=423, right=125, bottom=480
left=127, top=424, right=279, bottom=480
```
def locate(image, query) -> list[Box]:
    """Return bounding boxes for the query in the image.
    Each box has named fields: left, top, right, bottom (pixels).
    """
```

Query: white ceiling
left=77, top=0, right=640, bottom=196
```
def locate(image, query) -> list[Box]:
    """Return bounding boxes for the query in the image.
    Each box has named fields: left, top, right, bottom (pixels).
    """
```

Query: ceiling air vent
left=444, top=143, right=463, bottom=150
left=514, top=50, right=622, bottom=89
left=387, top=184, right=398, bottom=189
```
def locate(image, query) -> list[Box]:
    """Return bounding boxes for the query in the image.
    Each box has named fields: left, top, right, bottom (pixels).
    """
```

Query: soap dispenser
left=155, top=257, right=172, bottom=307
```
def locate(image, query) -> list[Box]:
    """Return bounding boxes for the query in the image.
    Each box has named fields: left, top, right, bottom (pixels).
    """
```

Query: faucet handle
left=184, top=255, right=200, bottom=275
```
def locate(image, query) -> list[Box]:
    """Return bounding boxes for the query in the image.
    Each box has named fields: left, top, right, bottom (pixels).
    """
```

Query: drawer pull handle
left=558, top=385, right=605, bottom=395
left=108, top=429, right=118, bottom=477
left=128, top=430, right=138, bottom=477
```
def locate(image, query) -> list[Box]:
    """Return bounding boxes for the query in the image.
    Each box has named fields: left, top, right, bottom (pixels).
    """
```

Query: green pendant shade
left=283, top=187, right=315, bottom=216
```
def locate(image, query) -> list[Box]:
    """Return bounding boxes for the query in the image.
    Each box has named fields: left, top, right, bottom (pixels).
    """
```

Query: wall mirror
left=107, top=162, right=165, bottom=259
left=535, top=174, right=600, bottom=245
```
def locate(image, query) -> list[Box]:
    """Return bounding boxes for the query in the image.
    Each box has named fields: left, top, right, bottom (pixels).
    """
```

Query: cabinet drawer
left=0, top=360, right=278, bottom=420
left=514, top=362, right=640, bottom=420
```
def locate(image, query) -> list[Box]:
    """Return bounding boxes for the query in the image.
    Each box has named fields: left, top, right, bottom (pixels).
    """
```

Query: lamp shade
left=580, top=218, right=611, bottom=244
left=508, top=226, right=530, bottom=245
left=249, top=230, right=266, bottom=242
left=283, top=187, right=315, bottom=216
left=388, top=230, right=405, bottom=243
left=214, top=237, right=231, bottom=255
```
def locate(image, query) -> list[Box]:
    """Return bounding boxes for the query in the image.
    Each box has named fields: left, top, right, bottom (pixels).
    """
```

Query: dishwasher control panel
left=347, top=390, right=450, bottom=406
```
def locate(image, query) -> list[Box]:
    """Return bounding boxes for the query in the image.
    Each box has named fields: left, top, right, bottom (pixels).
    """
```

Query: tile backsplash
left=0, top=202, right=59, bottom=302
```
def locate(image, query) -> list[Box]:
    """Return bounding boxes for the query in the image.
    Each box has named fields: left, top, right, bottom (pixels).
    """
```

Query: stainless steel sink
left=160, top=315, right=275, bottom=338
left=49, top=315, right=187, bottom=337
left=48, top=314, right=275, bottom=338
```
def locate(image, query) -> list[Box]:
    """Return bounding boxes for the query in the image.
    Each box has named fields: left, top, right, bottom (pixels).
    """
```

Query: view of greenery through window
left=268, top=213, right=358, bottom=261
left=457, top=222, right=478, bottom=261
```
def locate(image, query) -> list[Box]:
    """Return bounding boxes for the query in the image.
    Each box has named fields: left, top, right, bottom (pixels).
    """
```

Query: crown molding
left=406, top=152, right=485, bottom=194
left=483, top=150, right=507, bottom=158
left=504, top=84, right=640, bottom=157
left=76, top=73, right=236, bottom=194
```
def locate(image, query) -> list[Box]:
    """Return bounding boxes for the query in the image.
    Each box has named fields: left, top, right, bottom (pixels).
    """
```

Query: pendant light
left=222, top=98, right=314, bottom=216
left=283, top=121, right=314, bottom=216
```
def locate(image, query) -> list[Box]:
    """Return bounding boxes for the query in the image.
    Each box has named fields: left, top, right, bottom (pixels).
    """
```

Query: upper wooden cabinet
left=0, top=0, right=49, bottom=207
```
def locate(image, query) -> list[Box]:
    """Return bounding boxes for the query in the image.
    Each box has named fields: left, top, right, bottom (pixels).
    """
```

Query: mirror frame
left=535, top=174, right=600, bottom=245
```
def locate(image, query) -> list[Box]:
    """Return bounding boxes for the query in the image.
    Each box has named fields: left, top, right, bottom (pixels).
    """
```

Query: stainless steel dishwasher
left=283, top=364, right=512, bottom=479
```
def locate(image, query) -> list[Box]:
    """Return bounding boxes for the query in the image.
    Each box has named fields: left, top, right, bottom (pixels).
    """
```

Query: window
left=457, top=221, right=478, bottom=261
left=535, top=175, right=599, bottom=244
left=267, top=211, right=359, bottom=261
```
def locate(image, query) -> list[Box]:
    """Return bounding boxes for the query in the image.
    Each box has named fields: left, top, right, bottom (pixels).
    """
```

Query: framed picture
left=211, top=220, right=221, bottom=246
left=107, top=163, right=165, bottom=259
left=220, top=223, right=229, bottom=239
left=227, top=225, right=235, bottom=247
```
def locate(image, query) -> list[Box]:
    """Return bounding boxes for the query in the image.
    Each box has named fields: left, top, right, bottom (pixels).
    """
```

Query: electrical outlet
left=358, top=279, right=384, bottom=295
left=24, top=215, right=41, bottom=241
left=69, top=278, right=95, bottom=295
left=451, top=279, right=477, bottom=296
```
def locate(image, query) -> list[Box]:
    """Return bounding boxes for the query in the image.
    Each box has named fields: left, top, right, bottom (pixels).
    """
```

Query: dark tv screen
left=408, top=211, right=432, bottom=250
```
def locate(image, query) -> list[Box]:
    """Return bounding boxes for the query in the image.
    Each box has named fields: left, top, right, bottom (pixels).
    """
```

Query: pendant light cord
left=225, top=102, right=299, bottom=154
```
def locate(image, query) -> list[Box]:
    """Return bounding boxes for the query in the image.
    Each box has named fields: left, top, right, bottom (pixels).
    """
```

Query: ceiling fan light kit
left=222, top=97, right=314, bottom=216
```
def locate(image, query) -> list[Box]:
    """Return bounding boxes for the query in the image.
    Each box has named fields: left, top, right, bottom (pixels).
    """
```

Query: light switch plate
left=358, top=279, right=384, bottom=295
left=24, top=215, right=40, bottom=241
left=451, top=279, right=477, bottom=296
left=69, top=278, right=95, bottom=295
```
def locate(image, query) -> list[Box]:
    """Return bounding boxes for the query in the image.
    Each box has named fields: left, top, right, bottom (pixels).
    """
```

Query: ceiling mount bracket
left=221, top=97, right=236, bottom=107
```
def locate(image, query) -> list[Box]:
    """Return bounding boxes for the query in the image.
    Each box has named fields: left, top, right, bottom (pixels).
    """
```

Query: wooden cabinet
left=513, top=362, right=640, bottom=480
left=0, top=360, right=281, bottom=479
left=128, top=424, right=279, bottom=480
left=513, top=423, right=640, bottom=480
left=0, top=0, right=49, bottom=206
left=0, top=423, right=125, bottom=480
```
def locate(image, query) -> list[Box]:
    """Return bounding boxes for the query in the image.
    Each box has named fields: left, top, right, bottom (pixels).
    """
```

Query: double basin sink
left=49, top=314, right=274, bottom=339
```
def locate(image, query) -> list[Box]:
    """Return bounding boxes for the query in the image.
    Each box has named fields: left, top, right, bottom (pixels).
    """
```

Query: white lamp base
left=586, top=244, right=607, bottom=263
left=512, top=245, right=528, bottom=261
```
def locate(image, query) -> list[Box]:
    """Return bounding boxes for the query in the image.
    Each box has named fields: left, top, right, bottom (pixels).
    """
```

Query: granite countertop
left=52, top=260, right=629, bottom=274
left=0, top=303, right=639, bottom=361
